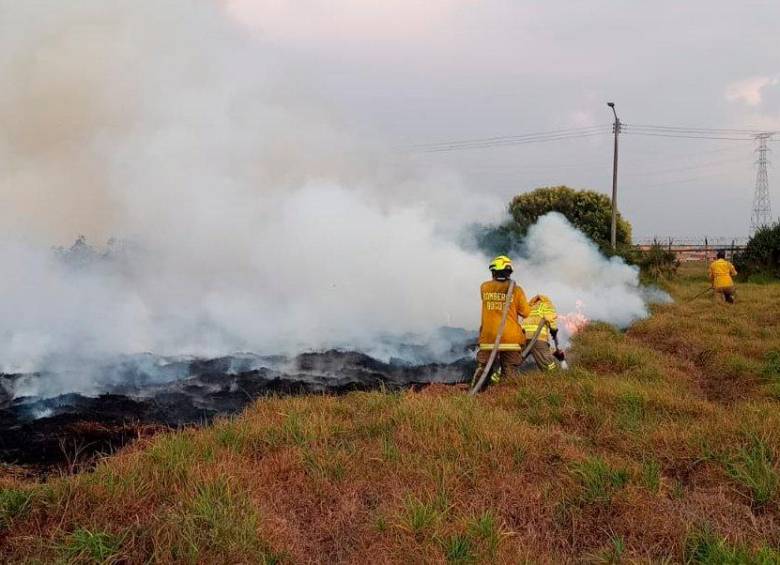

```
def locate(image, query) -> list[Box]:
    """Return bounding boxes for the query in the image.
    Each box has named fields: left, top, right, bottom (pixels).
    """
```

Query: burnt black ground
left=0, top=350, right=474, bottom=471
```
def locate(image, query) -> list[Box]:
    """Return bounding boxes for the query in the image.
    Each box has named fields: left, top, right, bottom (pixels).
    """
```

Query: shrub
left=734, top=221, right=780, bottom=279
left=638, top=242, right=679, bottom=281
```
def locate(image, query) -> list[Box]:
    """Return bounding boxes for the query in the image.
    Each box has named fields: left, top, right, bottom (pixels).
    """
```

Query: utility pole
left=607, top=102, right=621, bottom=249
left=750, top=133, right=773, bottom=232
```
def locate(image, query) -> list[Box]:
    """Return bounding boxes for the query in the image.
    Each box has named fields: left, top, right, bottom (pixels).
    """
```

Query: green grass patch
left=374, top=514, right=388, bottom=533
left=466, top=511, right=500, bottom=557
left=0, top=488, right=34, bottom=528
left=574, top=327, right=654, bottom=374
left=746, top=273, right=777, bottom=285
left=571, top=457, right=629, bottom=504
left=441, top=533, right=475, bottom=564
left=401, top=496, right=441, bottom=537
left=85, top=463, right=151, bottom=500
left=262, top=411, right=312, bottom=448
left=640, top=458, right=661, bottom=493
left=189, top=478, right=256, bottom=545
left=616, top=391, right=647, bottom=432
left=725, top=436, right=779, bottom=507
left=512, top=444, right=527, bottom=469
left=586, top=532, right=626, bottom=564
left=762, top=351, right=780, bottom=380
left=724, top=354, right=760, bottom=378
left=158, top=476, right=281, bottom=563
left=146, top=433, right=210, bottom=486
left=685, top=528, right=780, bottom=564
left=62, top=528, right=125, bottom=564
left=214, top=422, right=252, bottom=453
left=381, top=434, right=400, bottom=462
left=303, top=447, right=347, bottom=482
left=515, top=389, right=564, bottom=425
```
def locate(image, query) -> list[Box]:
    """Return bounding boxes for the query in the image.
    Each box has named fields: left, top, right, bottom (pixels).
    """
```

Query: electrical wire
left=621, top=130, right=755, bottom=142
left=622, top=123, right=770, bottom=135
left=407, top=125, right=607, bottom=149
left=621, top=123, right=775, bottom=142
left=407, top=126, right=611, bottom=153
left=404, top=122, right=774, bottom=154
left=416, top=131, right=610, bottom=153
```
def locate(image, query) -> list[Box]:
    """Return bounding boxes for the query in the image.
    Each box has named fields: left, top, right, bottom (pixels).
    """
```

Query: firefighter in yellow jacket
left=474, top=255, right=531, bottom=387
left=521, top=295, right=559, bottom=371
left=708, top=250, right=737, bottom=304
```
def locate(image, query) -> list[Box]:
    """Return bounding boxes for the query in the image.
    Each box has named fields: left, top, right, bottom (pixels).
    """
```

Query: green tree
left=476, top=186, right=633, bottom=256
left=509, top=186, right=631, bottom=246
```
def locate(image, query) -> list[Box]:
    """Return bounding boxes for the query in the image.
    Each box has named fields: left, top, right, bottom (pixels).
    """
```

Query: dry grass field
left=2, top=264, right=780, bottom=563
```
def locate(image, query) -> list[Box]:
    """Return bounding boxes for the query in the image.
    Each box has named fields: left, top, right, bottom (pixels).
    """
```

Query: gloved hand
left=550, top=328, right=559, bottom=339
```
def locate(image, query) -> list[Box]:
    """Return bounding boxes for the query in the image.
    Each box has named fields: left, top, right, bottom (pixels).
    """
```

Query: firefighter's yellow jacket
left=708, top=258, right=737, bottom=289
left=478, top=280, right=530, bottom=350
left=521, top=295, right=558, bottom=343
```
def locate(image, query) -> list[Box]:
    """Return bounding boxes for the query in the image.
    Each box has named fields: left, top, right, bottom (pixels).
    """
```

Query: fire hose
left=684, top=286, right=714, bottom=303
left=468, top=281, right=549, bottom=396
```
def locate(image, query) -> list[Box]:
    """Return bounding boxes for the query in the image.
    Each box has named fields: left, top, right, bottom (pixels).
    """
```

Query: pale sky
left=227, top=0, right=780, bottom=240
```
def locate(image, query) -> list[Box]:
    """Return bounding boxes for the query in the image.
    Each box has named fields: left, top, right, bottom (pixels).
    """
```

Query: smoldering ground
left=0, top=1, right=663, bottom=401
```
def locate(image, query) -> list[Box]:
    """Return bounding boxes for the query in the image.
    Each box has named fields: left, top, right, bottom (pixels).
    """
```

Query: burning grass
left=1, top=263, right=780, bottom=563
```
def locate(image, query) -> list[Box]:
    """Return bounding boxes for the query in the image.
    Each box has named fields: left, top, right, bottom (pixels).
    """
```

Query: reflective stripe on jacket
left=478, top=343, right=523, bottom=351
left=521, top=298, right=558, bottom=343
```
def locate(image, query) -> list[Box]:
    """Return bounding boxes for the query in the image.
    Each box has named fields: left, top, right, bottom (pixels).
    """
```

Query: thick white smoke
left=512, top=212, right=665, bottom=338
left=0, top=1, right=661, bottom=390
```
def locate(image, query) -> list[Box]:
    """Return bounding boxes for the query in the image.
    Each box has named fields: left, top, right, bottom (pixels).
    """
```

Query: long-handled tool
left=684, top=286, right=714, bottom=304
left=469, top=300, right=547, bottom=395
left=469, top=280, right=515, bottom=396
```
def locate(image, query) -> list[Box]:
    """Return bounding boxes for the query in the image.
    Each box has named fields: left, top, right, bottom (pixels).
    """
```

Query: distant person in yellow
left=474, top=255, right=530, bottom=387
left=521, top=295, right=559, bottom=371
left=708, top=250, right=738, bottom=304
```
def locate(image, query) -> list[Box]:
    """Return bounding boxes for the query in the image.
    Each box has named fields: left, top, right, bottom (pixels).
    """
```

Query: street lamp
left=606, top=102, right=620, bottom=250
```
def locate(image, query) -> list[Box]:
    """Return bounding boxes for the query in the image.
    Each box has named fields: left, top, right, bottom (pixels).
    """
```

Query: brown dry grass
left=1, top=263, right=779, bottom=564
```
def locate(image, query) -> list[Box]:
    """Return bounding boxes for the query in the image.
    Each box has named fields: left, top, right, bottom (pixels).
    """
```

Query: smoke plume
left=0, top=1, right=661, bottom=391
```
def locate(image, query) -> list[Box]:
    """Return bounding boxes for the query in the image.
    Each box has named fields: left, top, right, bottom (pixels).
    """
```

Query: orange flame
left=560, top=299, right=589, bottom=335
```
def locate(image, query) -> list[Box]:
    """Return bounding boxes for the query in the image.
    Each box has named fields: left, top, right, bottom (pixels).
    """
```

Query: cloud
left=725, top=75, right=779, bottom=106
left=223, top=0, right=469, bottom=44
left=568, top=110, right=597, bottom=128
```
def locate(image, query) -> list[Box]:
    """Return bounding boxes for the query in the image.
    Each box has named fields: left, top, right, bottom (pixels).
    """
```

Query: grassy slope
left=2, top=265, right=780, bottom=564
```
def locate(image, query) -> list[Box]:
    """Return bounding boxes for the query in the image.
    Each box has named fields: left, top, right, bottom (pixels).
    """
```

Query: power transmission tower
left=751, top=133, right=773, bottom=232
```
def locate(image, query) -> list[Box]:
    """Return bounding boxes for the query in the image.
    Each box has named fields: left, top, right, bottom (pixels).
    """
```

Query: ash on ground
left=0, top=330, right=475, bottom=471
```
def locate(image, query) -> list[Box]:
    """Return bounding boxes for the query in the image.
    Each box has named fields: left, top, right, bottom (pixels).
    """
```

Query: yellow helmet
left=489, top=255, right=513, bottom=272
left=529, top=294, right=551, bottom=306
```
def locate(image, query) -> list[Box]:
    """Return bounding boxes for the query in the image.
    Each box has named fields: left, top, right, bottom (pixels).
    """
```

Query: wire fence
left=635, top=237, right=747, bottom=262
